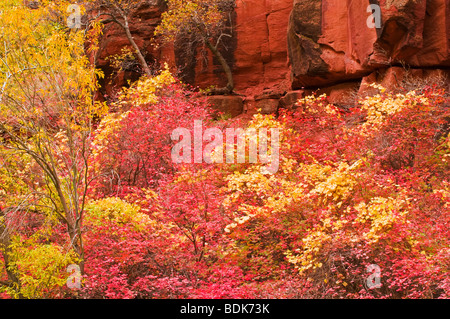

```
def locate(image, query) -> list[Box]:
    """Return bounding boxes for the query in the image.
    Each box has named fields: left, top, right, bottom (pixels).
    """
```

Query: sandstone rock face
left=230, top=0, right=293, bottom=94
left=180, top=0, right=293, bottom=97
left=279, top=90, right=305, bottom=110
left=254, top=98, right=280, bottom=115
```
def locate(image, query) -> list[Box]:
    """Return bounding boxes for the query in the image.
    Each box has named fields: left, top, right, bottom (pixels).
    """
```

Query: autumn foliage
left=0, top=1, right=449, bottom=299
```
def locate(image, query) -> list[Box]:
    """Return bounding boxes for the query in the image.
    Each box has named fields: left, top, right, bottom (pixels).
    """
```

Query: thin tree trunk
left=0, top=211, right=23, bottom=298
left=205, top=38, right=234, bottom=93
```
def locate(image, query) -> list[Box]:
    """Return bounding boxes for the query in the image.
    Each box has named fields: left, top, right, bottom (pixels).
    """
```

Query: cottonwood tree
left=0, top=0, right=105, bottom=275
left=156, top=0, right=236, bottom=94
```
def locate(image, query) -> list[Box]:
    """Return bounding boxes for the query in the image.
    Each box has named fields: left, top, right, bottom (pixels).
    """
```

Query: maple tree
left=89, top=66, right=212, bottom=196
left=85, top=76, right=449, bottom=299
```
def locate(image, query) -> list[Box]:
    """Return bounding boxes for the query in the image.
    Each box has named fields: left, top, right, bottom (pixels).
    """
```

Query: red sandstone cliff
left=92, top=0, right=450, bottom=115
left=288, top=0, right=450, bottom=87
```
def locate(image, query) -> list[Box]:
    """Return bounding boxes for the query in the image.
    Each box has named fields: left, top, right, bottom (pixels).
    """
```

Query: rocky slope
left=93, top=0, right=450, bottom=116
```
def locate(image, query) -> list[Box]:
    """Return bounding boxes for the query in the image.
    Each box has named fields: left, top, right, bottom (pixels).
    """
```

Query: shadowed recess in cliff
left=288, top=0, right=329, bottom=89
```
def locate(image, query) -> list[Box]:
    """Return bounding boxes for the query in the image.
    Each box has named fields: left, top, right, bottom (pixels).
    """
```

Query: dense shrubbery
left=79, top=81, right=450, bottom=299
left=0, top=0, right=449, bottom=300
left=2, top=67, right=448, bottom=298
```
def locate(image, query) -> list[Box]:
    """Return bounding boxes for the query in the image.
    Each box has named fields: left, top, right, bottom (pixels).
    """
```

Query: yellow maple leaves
left=285, top=227, right=332, bottom=274
left=354, top=196, right=408, bottom=244
left=359, top=84, right=430, bottom=129
left=119, top=63, right=175, bottom=107
left=85, top=197, right=155, bottom=232
left=5, top=234, right=78, bottom=298
left=310, top=159, right=364, bottom=206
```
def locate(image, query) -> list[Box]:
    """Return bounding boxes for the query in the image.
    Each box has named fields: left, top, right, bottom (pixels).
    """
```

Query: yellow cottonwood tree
left=0, top=0, right=105, bottom=289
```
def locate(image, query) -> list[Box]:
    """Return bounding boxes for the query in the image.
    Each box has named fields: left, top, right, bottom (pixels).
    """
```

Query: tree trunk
left=67, top=222, right=85, bottom=274
left=205, top=38, right=234, bottom=93
left=0, top=211, right=23, bottom=298
left=122, top=15, right=152, bottom=77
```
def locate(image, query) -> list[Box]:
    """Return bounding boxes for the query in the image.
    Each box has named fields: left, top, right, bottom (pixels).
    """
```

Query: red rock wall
left=180, top=0, right=293, bottom=97
left=92, top=0, right=450, bottom=114
left=225, top=0, right=293, bottom=95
